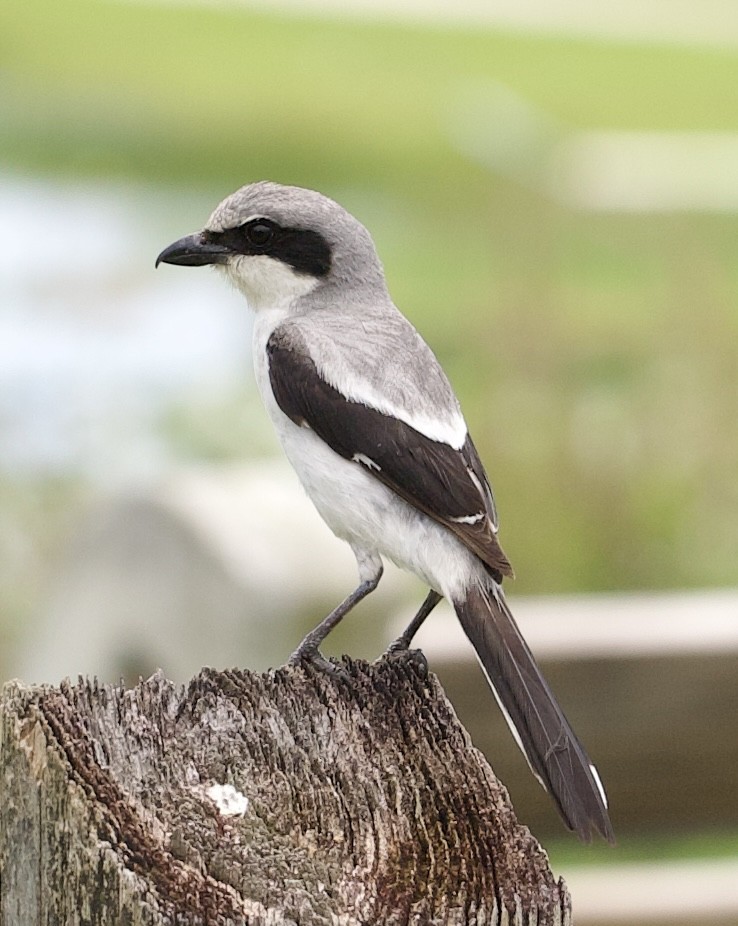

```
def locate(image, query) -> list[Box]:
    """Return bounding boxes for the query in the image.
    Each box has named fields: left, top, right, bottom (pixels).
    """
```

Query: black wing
left=267, top=331, right=513, bottom=582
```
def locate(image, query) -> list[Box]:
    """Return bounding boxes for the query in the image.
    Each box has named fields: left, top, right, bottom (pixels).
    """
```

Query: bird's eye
left=245, top=222, right=274, bottom=247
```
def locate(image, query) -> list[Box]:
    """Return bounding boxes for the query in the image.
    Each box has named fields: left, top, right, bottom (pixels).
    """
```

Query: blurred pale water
left=0, top=171, right=250, bottom=480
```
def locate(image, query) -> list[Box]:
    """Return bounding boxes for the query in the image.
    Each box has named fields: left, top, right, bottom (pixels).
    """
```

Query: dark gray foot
left=289, top=645, right=351, bottom=682
left=381, top=644, right=429, bottom=675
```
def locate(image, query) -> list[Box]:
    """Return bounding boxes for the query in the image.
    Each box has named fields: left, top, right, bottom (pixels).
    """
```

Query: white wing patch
left=340, top=381, right=467, bottom=449
left=352, top=452, right=381, bottom=471
left=450, top=512, right=485, bottom=525
left=589, top=763, right=609, bottom=809
left=467, top=465, right=498, bottom=532
left=290, top=307, right=469, bottom=450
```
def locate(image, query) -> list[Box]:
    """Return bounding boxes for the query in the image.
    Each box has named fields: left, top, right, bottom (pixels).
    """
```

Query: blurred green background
left=2, top=0, right=737, bottom=912
left=4, top=0, right=737, bottom=599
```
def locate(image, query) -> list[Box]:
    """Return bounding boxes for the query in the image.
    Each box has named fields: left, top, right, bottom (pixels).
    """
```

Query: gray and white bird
left=156, top=181, right=614, bottom=843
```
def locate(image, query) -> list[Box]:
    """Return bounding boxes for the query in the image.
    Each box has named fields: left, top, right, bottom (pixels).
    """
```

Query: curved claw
left=290, top=646, right=351, bottom=682
left=380, top=644, right=429, bottom=676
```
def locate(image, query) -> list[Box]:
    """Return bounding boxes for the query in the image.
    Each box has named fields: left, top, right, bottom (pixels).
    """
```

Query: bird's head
left=156, top=181, right=386, bottom=311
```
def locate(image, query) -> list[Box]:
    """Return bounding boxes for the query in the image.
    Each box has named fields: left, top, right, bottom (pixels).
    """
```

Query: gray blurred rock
left=20, top=461, right=417, bottom=685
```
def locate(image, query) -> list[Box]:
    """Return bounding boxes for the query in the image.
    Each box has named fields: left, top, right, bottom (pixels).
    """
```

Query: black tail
left=454, top=580, right=614, bottom=844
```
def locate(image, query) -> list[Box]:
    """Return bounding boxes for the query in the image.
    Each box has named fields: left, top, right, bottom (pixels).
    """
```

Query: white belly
left=251, top=311, right=481, bottom=599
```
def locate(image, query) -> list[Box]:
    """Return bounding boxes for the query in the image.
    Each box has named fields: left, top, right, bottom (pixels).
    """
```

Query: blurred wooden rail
left=409, top=589, right=738, bottom=835
left=567, top=858, right=738, bottom=925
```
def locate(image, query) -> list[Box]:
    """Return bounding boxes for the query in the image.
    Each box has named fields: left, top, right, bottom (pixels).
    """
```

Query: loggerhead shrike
left=156, top=181, right=613, bottom=843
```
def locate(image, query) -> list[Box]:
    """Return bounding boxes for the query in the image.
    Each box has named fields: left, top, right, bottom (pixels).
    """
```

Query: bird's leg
left=290, top=560, right=383, bottom=674
left=386, top=589, right=443, bottom=653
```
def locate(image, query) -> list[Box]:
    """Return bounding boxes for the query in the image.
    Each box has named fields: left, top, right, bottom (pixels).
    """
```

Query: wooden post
left=1, top=656, right=571, bottom=925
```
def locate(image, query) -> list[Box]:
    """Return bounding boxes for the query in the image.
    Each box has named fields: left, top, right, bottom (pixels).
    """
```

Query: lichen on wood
left=1, top=656, right=570, bottom=925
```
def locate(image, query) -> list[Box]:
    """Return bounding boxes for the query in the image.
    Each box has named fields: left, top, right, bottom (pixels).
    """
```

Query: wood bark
left=1, top=656, right=571, bottom=925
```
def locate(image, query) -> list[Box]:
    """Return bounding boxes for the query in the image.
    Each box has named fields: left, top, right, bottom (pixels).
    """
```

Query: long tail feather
left=453, top=581, right=614, bottom=843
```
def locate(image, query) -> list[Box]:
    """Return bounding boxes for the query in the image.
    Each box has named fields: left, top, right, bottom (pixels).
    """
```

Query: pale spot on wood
left=205, top=783, right=249, bottom=817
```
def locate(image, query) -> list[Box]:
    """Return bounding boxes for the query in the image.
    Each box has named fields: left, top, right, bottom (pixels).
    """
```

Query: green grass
left=2, top=0, right=738, bottom=594
left=547, top=826, right=738, bottom=869
left=3, top=0, right=738, bottom=187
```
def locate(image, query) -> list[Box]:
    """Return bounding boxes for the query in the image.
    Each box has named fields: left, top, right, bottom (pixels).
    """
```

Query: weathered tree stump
left=1, top=656, right=570, bottom=925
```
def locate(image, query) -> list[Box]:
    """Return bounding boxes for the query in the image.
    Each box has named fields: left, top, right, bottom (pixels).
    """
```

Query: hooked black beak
left=155, top=232, right=232, bottom=268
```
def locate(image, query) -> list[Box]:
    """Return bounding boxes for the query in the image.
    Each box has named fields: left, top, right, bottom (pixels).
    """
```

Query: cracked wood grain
left=1, top=656, right=571, bottom=925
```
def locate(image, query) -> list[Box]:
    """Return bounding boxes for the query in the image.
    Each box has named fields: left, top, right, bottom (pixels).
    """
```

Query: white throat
left=221, top=254, right=318, bottom=312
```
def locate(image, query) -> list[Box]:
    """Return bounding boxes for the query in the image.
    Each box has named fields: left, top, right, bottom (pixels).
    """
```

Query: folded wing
left=267, top=327, right=513, bottom=582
